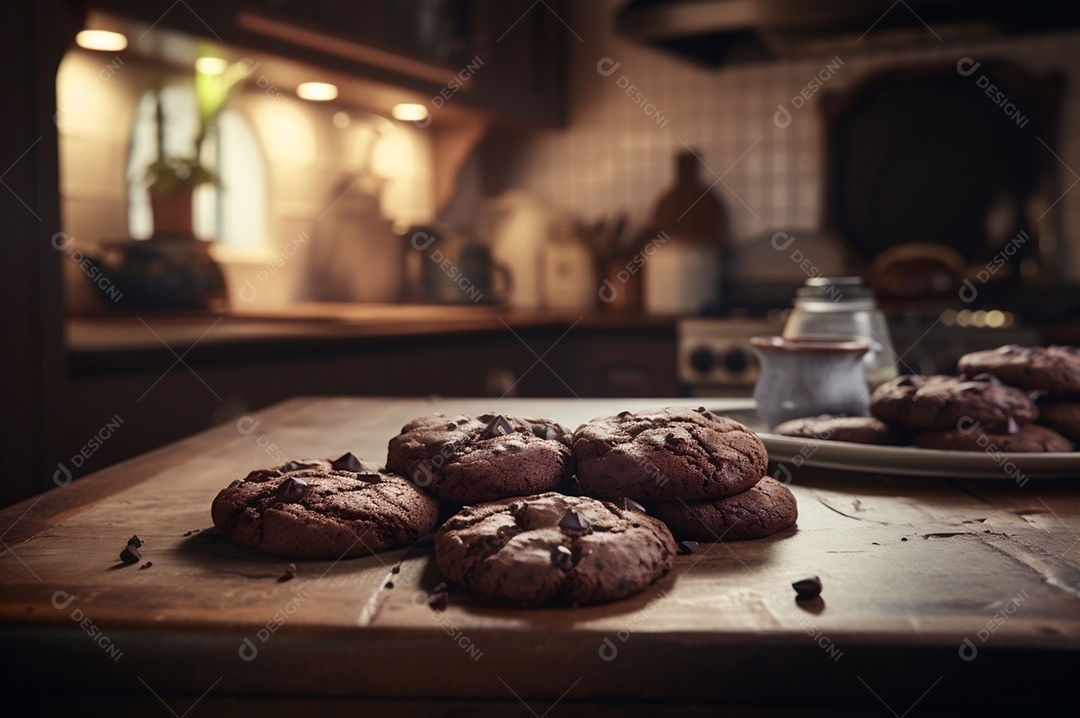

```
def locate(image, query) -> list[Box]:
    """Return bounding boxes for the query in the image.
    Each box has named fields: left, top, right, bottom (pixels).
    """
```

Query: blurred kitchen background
left=5, top=0, right=1080, bottom=504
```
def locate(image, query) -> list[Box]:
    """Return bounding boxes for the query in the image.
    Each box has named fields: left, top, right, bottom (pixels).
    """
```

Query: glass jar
left=782, top=277, right=899, bottom=385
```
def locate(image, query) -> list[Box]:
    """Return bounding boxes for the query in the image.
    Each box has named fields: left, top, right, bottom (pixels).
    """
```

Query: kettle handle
left=491, top=262, right=513, bottom=304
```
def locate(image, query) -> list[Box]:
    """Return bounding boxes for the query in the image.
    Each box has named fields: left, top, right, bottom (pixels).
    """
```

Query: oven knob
left=723, top=348, right=749, bottom=374
left=689, top=347, right=714, bottom=373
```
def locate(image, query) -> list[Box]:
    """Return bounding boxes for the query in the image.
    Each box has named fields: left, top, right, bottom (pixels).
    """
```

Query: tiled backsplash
left=510, top=0, right=1080, bottom=282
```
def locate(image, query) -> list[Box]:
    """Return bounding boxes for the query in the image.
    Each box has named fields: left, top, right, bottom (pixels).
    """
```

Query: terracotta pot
left=150, top=188, right=195, bottom=237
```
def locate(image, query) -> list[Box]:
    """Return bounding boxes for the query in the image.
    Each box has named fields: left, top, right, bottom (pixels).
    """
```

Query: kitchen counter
left=67, top=304, right=676, bottom=374
left=2, top=397, right=1078, bottom=714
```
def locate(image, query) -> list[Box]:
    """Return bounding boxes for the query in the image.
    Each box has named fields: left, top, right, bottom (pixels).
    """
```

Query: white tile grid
left=515, top=6, right=1080, bottom=279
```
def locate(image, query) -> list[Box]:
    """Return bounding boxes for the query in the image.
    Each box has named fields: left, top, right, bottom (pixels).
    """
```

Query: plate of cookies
left=748, top=345, right=1080, bottom=479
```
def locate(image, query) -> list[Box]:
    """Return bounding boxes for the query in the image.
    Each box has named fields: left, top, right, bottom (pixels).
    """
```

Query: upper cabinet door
left=91, top=0, right=568, bottom=127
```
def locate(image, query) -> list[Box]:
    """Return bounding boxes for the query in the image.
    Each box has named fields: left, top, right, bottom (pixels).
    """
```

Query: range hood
left=615, top=0, right=1080, bottom=67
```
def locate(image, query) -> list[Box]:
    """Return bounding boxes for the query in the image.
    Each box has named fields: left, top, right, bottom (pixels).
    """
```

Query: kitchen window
left=127, top=85, right=268, bottom=250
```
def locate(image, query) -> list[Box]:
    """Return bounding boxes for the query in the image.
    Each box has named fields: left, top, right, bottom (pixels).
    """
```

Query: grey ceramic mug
left=750, top=335, right=870, bottom=429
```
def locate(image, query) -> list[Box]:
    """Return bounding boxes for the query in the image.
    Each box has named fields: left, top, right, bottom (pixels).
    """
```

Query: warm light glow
left=195, top=57, right=229, bottom=75
left=76, top=30, right=127, bottom=52
left=391, top=103, right=429, bottom=122
left=296, top=82, right=338, bottom=101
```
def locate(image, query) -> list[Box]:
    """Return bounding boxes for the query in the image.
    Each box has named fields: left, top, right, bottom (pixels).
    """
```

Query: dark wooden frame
left=1, top=0, right=81, bottom=507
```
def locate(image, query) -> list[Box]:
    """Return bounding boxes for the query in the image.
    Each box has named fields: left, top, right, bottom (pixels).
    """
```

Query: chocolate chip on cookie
left=646, top=477, right=798, bottom=541
left=772, top=415, right=913, bottom=445
left=871, top=374, right=1037, bottom=431
left=386, top=414, right=573, bottom=502
left=275, top=477, right=309, bottom=503
left=211, top=457, right=439, bottom=559
left=572, top=407, right=768, bottom=501
left=958, top=345, right=1080, bottom=394
left=329, top=452, right=365, bottom=473
left=435, top=492, right=675, bottom=607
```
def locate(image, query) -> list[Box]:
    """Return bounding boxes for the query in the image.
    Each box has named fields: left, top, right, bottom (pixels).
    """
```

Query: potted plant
left=144, top=59, right=250, bottom=238
left=85, top=59, right=251, bottom=311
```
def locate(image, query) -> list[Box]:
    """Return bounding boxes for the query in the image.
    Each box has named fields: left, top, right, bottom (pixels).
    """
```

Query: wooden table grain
left=2, top=397, right=1078, bottom=715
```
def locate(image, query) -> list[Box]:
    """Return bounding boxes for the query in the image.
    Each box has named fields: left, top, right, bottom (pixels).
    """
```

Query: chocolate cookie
left=772, top=415, right=913, bottom=446
left=435, top=492, right=675, bottom=607
left=870, top=373, right=1037, bottom=431
left=958, top=345, right=1080, bottom=394
left=573, top=407, right=768, bottom=501
left=917, top=423, right=1073, bottom=452
left=211, top=454, right=439, bottom=559
left=1036, top=395, right=1080, bottom=443
left=386, top=413, right=572, bottom=502
left=647, top=477, right=798, bottom=541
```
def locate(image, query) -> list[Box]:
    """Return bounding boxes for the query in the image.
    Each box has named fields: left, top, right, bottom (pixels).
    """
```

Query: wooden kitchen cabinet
left=63, top=330, right=560, bottom=481
left=465, top=0, right=569, bottom=126
left=559, top=329, right=680, bottom=398
left=89, top=0, right=568, bottom=127
left=239, top=0, right=570, bottom=125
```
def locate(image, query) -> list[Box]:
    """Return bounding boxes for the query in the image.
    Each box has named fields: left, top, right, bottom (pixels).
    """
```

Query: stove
left=677, top=311, right=1044, bottom=397
left=677, top=317, right=780, bottom=396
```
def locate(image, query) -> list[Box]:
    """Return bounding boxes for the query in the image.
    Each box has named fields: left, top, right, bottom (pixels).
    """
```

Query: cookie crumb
left=428, top=591, right=449, bottom=611
left=139, top=561, right=153, bottom=570
left=792, top=576, right=822, bottom=600
left=119, top=541, right=142, bottom=565
left=278, top=563, right=297, bottom=582
left=391, top=565, right=401, bottom=574
left=385, top=581, right=395, bottom=589
left=182, top=529, right=201, bottom=537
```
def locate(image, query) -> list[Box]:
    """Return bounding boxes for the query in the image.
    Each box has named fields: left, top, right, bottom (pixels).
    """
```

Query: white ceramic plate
left=716, top=406, right=1080, bottom=479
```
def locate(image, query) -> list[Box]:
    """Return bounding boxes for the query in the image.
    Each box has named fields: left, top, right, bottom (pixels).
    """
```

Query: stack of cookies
left=773, top=345, right=1077, bottom=453
left=386, top=412, right=677, bottom=606
left=869, top=373, right=1064, bottom=451
left=958, top=345, right=1079, bottom=449
left=572, top=407, right=798, bottom=542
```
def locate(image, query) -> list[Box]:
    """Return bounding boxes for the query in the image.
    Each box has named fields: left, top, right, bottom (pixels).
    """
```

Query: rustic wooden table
left=2, top=397, right=1078, bottom=715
